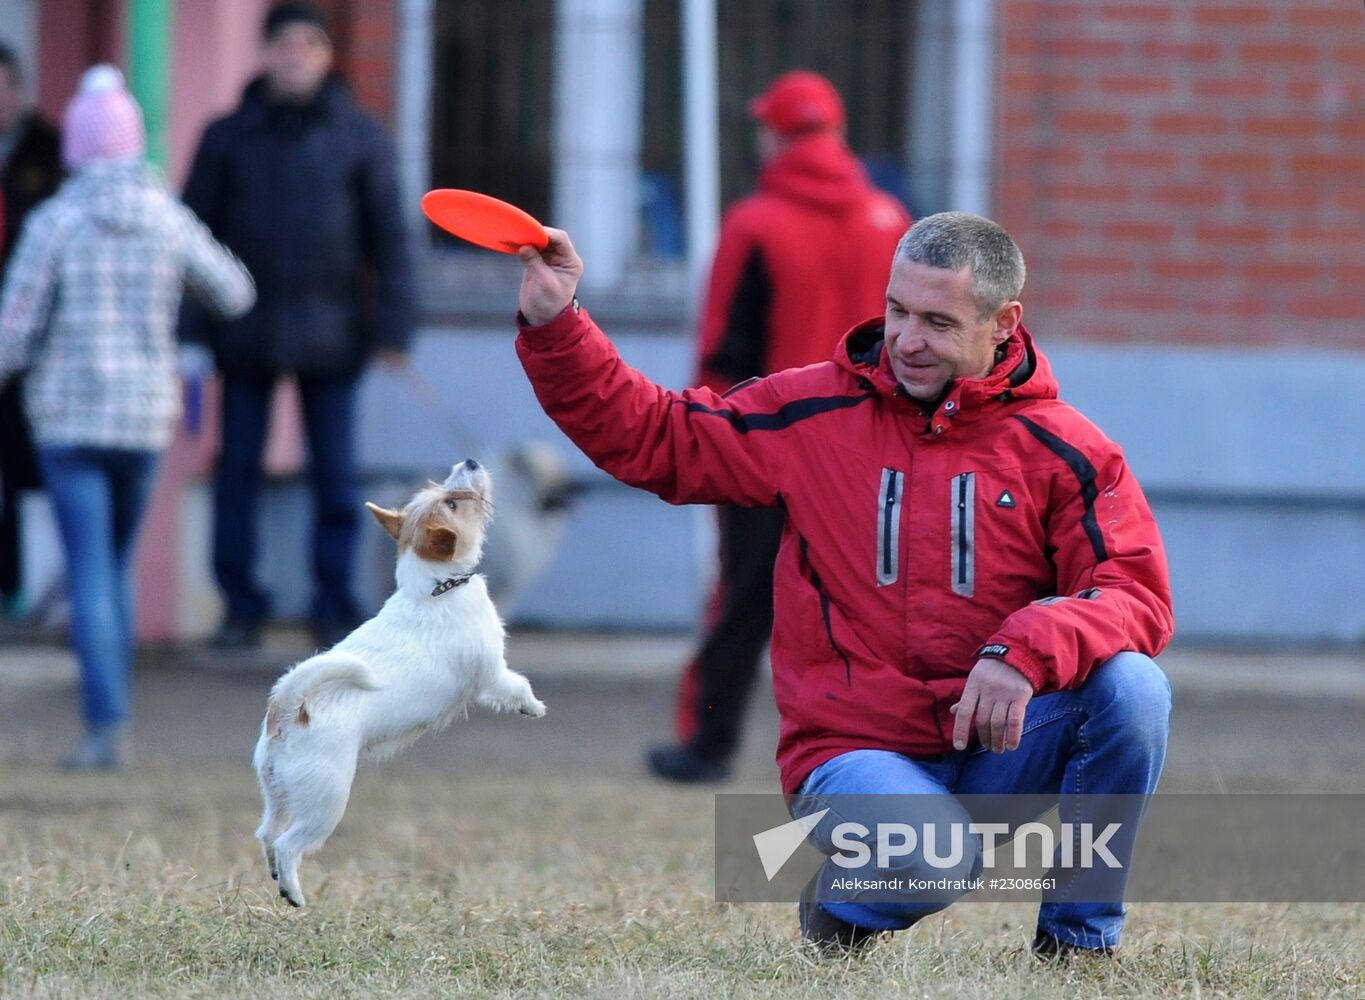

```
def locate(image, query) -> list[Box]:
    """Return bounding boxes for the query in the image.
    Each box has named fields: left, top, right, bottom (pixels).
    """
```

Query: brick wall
left=312, top=0, right=397, bottom=124
left=996, top=0, right=1365, bottom=348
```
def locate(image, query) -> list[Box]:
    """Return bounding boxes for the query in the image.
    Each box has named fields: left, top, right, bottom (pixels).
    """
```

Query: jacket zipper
left=801, top=535, right=854, bottom=685
left=951, top=472, right=975, bottom=598
left=877, top=468, right=902, bottom=587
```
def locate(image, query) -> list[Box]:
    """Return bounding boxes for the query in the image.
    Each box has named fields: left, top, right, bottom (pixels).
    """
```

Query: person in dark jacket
left=180, top=3, right=415, bottom=649
left=648, top=71, right=910, bottom=783
left=514, top=217, right=1173, bottom=958
left=0, top=43, right=62, bottom=616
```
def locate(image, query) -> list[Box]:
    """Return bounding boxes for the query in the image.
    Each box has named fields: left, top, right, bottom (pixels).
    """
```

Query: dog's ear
left=415, top=524, right=459, bottom=562
left=365, top=502, right=405, bottom=541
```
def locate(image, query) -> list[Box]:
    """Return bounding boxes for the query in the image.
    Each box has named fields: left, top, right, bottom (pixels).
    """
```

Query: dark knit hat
left=263, top=2, right=331, bottom=42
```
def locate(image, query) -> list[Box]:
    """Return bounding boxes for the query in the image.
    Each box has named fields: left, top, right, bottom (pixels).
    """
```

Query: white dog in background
left=253, top=459, right=546, bottom=907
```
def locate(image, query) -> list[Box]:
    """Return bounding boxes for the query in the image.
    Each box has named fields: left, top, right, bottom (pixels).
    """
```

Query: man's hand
left=518, top=228, right=583, bottom=326
left=950, top=657, right=1034, bottom=753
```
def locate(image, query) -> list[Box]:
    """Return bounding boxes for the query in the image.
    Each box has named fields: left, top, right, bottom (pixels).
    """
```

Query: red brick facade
left=996, top=0, right=1365, bottom=348
left=311, top=0, right=398, bottom=125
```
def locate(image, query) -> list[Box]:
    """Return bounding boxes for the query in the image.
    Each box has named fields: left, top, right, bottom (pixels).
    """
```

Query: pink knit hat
left=62, top=65, right=145, bottom=168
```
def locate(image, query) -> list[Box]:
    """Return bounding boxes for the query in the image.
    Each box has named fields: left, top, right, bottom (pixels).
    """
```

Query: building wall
left=995, top=0, right=1365, bottom=350
left=283, top=0, right=1364, bottom=645
left=308, top=0, right=399, bottom=123
left=18, top=2, right=1361, bottom=644
left=34, top=0, right=124, bottom=117
left=167, top=0, right=267, bottom=187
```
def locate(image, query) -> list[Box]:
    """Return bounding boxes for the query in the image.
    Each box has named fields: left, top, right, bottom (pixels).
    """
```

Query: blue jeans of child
left=792, top=652, right=1171, bottom=950
left=37, top=446, right=160, bottom=728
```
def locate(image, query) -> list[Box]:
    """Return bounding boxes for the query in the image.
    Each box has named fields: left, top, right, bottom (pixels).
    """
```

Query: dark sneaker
left=645, top=743, right=731, bottom=783
left=798, top=870, right=881, bottom=955
left=210, top=619, right=262, bottom=651
left=1032, top=928, right=1115, bottom=960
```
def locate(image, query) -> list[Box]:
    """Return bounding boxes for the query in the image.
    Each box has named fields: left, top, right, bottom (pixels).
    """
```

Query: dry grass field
left=2, top=764, right=1362, bottom=999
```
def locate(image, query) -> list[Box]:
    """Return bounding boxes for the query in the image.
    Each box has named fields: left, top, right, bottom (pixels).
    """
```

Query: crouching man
left=512, top=213, right=1173, bottom=957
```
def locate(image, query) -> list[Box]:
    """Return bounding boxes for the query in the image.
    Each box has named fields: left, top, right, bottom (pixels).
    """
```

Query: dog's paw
left=520, top=698, right=547, bottom=718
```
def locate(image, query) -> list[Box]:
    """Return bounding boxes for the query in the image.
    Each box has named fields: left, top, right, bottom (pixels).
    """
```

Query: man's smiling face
left=882, top=258, right=1020, bottom=404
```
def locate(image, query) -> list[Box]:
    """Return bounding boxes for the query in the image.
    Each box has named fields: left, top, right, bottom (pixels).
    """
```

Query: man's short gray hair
left=895, top=212, right=1026, bottom=319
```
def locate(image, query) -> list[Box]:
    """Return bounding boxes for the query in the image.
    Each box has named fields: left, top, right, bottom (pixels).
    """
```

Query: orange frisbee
left=421, top=189, right=550, bottom=254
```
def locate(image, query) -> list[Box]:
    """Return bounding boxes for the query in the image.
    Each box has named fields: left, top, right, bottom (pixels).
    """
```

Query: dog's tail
left=266, top=652, right=382, bottom=733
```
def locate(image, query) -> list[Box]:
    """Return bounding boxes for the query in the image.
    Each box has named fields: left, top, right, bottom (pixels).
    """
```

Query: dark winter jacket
left=517, top=305, right=1174, bottom=794
left=696, top=132, right=909, bottom=393
left=1, top=113, right=63, bottom=273
left=179, top=77, right=414, bottom=376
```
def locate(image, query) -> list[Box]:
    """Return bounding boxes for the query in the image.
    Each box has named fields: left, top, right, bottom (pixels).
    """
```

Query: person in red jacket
left=650, top=71, right=910, bottom=783
left=513, top=213, right=1173, bottom=958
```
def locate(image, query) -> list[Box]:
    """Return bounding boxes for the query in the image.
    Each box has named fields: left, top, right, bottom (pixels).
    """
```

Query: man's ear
left=415, top=524, right=458, bottom=562
left=993, top=301, right=1023, bottom=345
left=365, top=502, right=404, bottom=541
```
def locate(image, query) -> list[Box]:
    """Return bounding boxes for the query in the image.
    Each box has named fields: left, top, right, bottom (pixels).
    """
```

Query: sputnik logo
left=752, top=809, right=828, bottom=881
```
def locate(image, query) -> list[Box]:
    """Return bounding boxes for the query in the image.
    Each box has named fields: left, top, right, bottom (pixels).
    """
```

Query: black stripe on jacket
left=1012, top=415, right=1109, bottom=562
left=684, top=392, right=875, bottom=434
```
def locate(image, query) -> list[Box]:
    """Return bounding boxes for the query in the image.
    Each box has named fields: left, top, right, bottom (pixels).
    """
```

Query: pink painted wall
left=166, top=0, right=268, bottom=187
left=133, top=1, right=273, bottom=640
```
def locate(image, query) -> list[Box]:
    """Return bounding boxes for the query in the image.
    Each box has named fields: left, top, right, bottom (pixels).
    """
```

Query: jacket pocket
left=951, top=471, right=976, bottom=598
left=877, top=467, right=903, bottom=587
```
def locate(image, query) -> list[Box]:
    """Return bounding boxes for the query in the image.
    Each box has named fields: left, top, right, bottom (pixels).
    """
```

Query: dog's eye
left=444, top=498, right=459, bottom=511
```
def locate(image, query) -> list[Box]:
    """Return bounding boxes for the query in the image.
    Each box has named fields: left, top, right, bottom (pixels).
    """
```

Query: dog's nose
left=465, top=458, right=479, bottom=471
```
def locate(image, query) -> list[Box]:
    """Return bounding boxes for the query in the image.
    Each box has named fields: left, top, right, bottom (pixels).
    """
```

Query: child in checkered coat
left=0, top=66, right=255, bottom=768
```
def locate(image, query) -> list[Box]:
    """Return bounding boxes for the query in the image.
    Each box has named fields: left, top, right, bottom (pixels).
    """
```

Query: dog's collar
left=431, top=573, right=474, bottom=597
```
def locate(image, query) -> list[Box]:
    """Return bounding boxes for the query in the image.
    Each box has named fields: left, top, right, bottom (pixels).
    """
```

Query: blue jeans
left=213, top=373, right=361, bottom=627
left=37, top=446, right=160, bottom=728
left=792, top=652, right=1171, bottom=950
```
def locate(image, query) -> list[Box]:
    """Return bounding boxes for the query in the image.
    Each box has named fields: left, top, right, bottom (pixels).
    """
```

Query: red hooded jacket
left=695, top=132, right=909, bottom=392
left=516, top=306, right=1174, bottom=794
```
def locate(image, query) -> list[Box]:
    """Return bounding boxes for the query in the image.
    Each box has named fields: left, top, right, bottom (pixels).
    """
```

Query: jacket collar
left=238, top=74, right=351, bottom=130
left=835, top=318, right=1057, bottom=422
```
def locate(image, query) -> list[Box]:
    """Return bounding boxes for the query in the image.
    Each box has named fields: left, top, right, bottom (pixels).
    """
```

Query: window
left=641, top=0, right=914, bottom=256
left=429, top=0, right=556, bottom=235
left=422, top=0, right=915, bottom=281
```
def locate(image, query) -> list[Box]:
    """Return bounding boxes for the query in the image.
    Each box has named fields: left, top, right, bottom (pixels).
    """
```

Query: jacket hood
left=66, top=161, right=171, bottom=234
left=757, top=132, right=876, bottom=213
left=834, top=316, right=1059, bottom=411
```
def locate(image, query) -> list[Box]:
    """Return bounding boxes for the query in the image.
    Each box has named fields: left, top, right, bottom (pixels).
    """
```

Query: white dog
left=253, top=459, right=546, bottom=906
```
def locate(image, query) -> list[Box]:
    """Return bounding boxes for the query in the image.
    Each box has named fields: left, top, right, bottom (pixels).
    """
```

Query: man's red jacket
left=516, top=306, right=1174, bottom=794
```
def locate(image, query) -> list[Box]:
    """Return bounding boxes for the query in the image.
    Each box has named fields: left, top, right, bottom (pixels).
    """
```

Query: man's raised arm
left=514, top=230, right=790, bottom=507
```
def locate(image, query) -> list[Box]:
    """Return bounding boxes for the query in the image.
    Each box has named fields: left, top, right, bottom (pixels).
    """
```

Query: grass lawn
left=1, top=765, right=1361, bottom=998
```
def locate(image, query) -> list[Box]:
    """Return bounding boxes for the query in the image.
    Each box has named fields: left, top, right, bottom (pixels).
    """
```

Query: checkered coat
left=0, top=162, right=254, bottom=450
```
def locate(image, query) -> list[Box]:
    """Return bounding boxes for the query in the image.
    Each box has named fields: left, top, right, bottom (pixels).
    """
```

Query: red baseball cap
left=748, top=71, right=845, bottom=135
